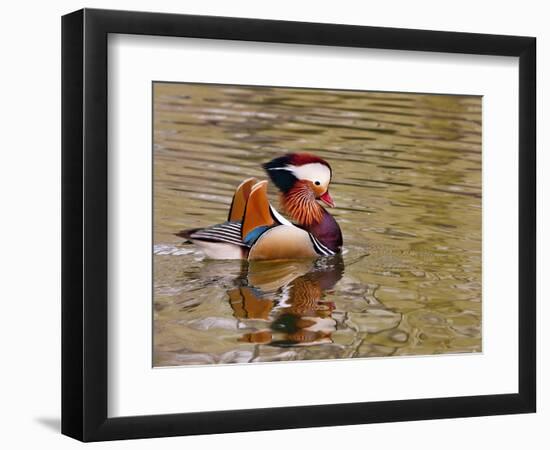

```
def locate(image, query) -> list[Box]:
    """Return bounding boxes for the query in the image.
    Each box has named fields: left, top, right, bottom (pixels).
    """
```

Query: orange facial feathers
left=281, top=181, right=324, bottom=225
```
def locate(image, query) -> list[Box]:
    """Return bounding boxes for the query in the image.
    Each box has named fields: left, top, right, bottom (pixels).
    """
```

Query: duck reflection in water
left=227, top=256, right=344, bottom=347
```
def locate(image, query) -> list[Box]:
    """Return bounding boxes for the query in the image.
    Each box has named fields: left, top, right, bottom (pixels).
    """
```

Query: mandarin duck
left=177, top=153, right=343, bottom=260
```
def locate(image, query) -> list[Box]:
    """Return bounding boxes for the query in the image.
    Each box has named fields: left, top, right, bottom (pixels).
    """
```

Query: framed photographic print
left=61, top=8, right=536, bottom=442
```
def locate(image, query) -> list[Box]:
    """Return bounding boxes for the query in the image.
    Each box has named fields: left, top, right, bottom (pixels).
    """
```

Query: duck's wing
left=227, top=177, right=258, bottom=222
left=176, top=177, right=259, bottom=246
left=176, top=179, right=294, bottom=259
left=241, top=181, right=276, bottom=245
left=186, top=221, right=248, bottom=247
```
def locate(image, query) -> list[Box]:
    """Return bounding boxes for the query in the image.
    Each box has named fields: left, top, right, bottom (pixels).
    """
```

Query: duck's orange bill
left=319, top=191, right=335, bottom=207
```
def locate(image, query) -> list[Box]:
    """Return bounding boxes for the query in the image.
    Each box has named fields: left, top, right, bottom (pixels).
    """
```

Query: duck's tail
left=174, top=228, right=200, bottom=243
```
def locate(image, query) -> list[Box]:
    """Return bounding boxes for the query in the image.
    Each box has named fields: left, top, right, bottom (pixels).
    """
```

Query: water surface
left=153, top=82, right=482, bottom=367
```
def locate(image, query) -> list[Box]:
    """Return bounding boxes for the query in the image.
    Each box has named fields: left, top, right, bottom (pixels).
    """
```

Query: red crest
left=287, top=153, right=331, bottom=170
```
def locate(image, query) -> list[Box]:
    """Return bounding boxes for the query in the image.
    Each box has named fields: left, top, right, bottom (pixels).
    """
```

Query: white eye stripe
left=287, top=163, right=331, bottom=186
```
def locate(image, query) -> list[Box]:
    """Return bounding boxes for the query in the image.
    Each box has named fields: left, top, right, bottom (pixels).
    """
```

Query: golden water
left=153, top=82, right=481, bottom=366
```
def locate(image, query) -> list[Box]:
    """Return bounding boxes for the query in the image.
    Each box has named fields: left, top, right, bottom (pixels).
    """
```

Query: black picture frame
left=61, top=8, right=536, bottom=442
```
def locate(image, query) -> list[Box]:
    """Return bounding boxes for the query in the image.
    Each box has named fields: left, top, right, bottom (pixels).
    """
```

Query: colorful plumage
left=176, top=153, right=343, bottom=260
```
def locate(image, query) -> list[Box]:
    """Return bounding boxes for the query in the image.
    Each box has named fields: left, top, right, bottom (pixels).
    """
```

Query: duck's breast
left=248, top=225, right=317, bottom=260
left=307, top=209, right=343, bottom=253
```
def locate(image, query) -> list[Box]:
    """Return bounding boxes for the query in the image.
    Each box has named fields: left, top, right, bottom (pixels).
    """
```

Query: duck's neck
left=281, top=185, right=343, bottom=252
left=306, top=208, right=343, bottom=252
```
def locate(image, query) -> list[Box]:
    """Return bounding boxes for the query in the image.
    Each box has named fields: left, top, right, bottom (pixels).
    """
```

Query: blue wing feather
left=243, top=225, right=272, bottom=246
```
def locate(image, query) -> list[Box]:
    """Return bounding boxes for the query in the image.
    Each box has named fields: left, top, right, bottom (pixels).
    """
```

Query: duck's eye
left=314, top=181, right=321, bottom=186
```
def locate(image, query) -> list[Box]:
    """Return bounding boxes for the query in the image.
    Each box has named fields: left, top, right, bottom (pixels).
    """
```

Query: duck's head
left=263, top=153, right=335, bottom=208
